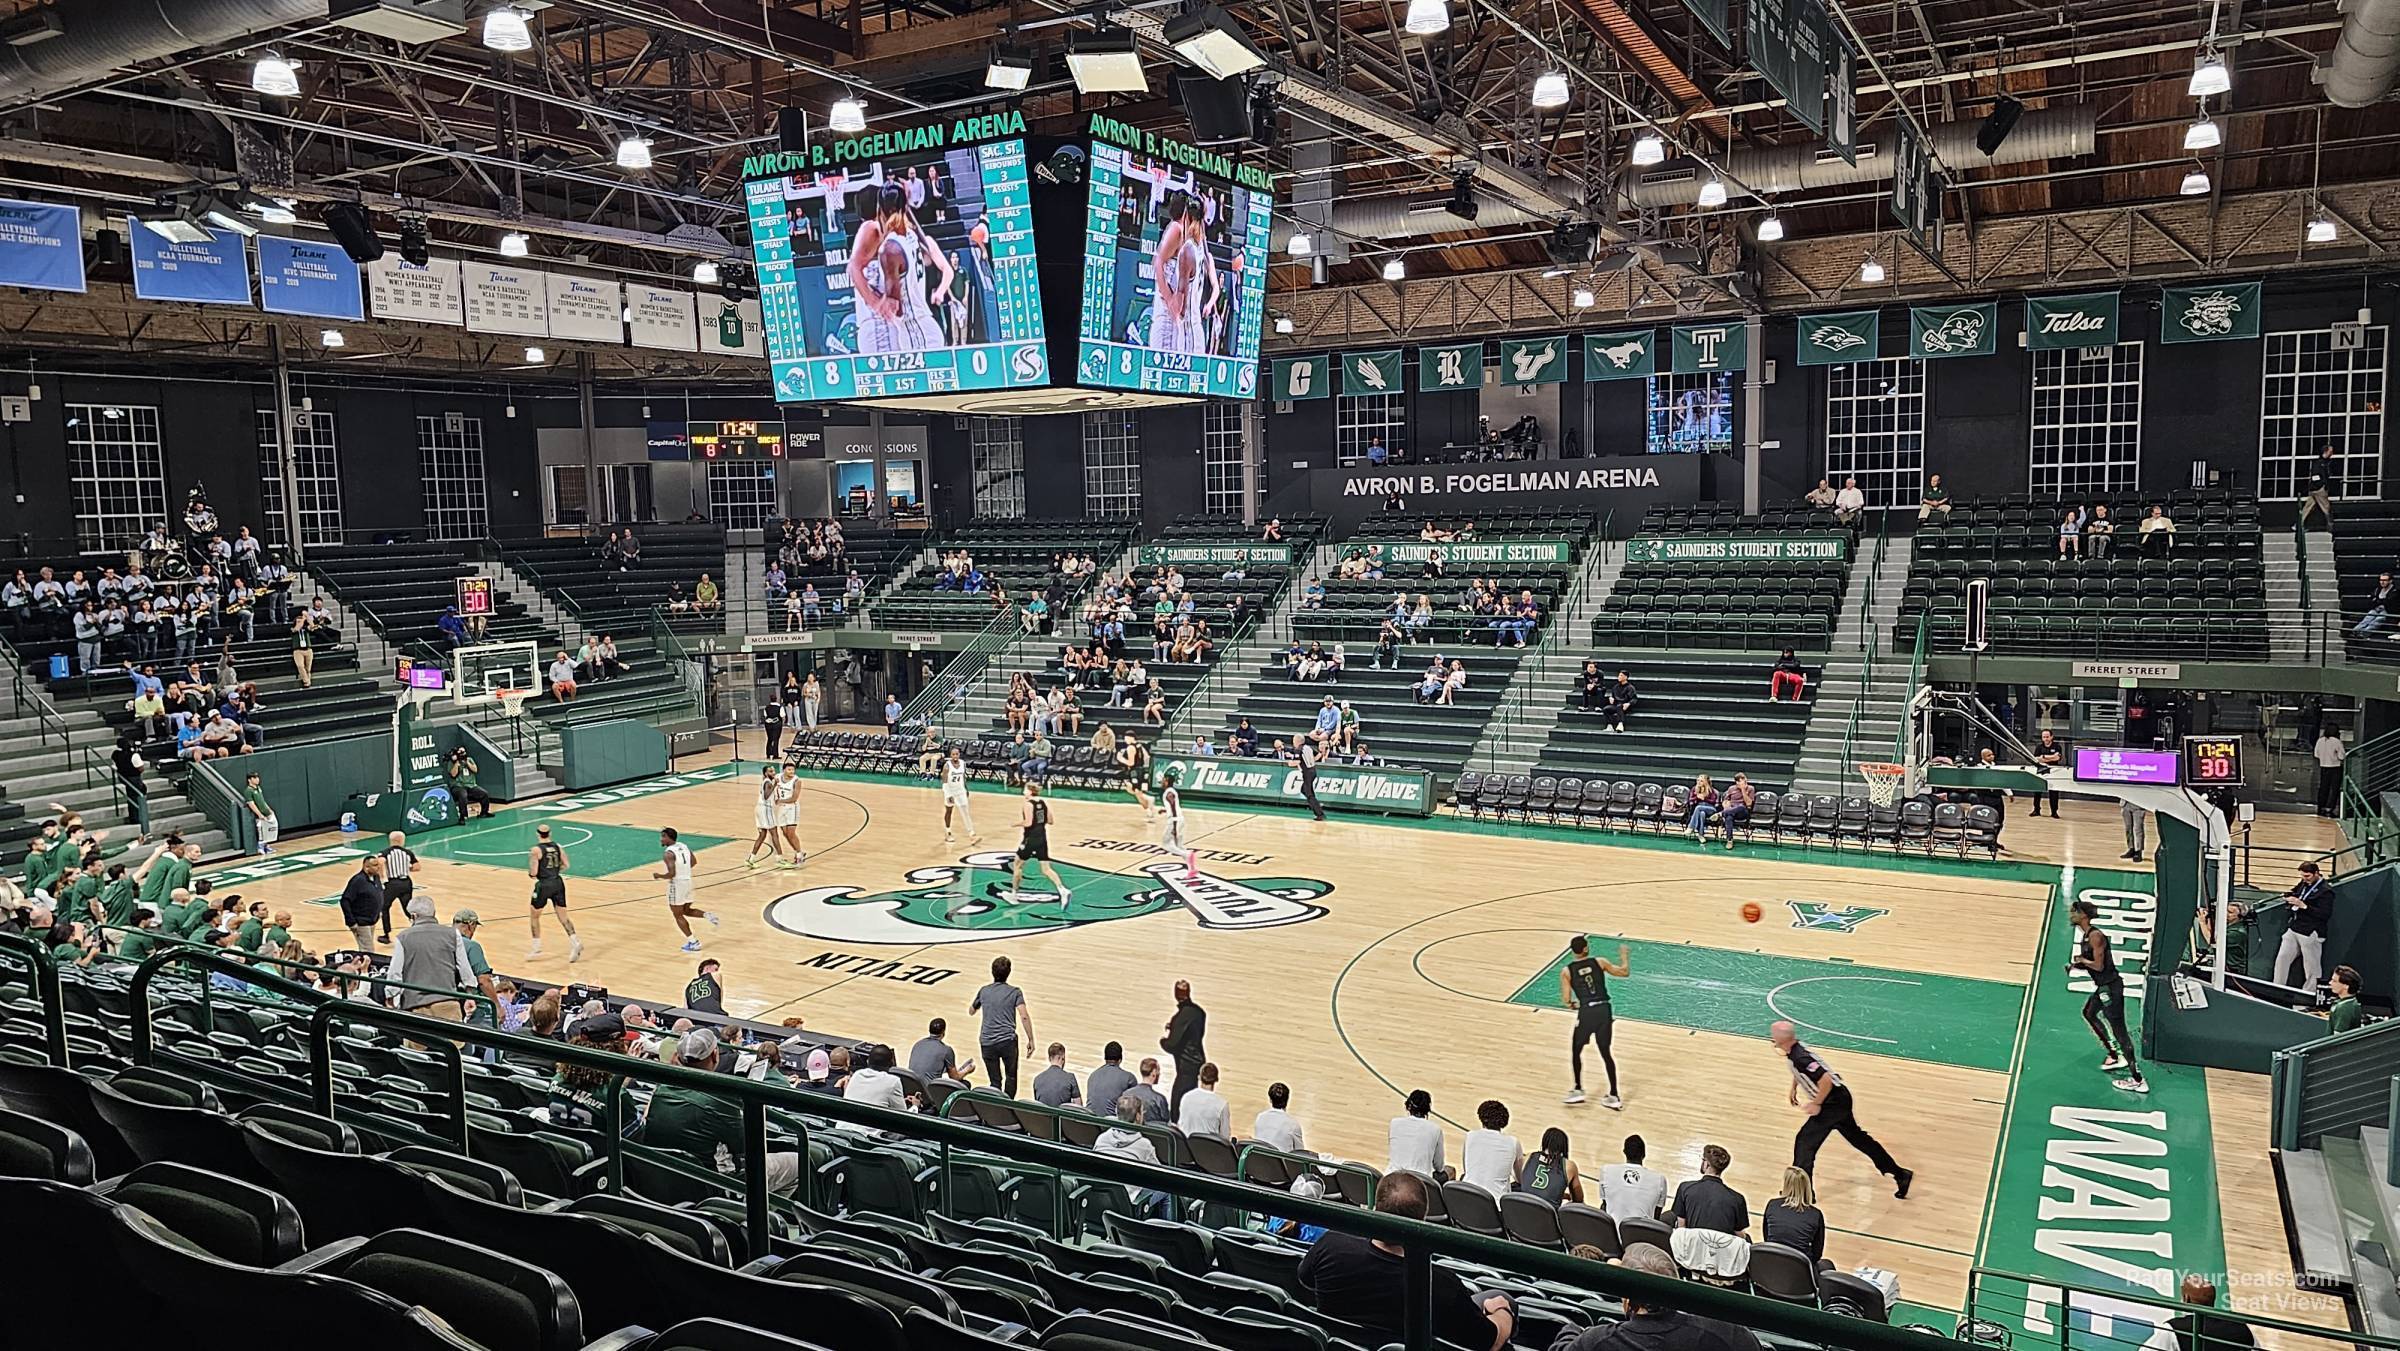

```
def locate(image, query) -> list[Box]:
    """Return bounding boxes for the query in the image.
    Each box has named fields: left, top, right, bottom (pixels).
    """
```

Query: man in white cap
left=641, top=1029, right=800, bottom=1192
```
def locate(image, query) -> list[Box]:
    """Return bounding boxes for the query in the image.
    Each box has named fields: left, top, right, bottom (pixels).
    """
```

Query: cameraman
left=448, top=746, right=494, bottom=818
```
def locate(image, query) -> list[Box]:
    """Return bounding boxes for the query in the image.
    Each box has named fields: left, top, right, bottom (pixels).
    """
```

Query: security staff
left=1770, top=1020, right=1912, bottom=1198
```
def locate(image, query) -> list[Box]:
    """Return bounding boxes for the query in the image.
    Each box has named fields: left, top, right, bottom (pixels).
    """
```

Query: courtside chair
left=1554, top=1202, right=1620, bottom=1258
left=1931, top=802, right=1967, bottom=854
left=1835, top=797, right=1872, bottom=850
left=1451, top=771, right=1483, bottom=816
left=1630, top=782, right=1663, bottom=831
left=1440, top=1181, right=1505, bottom=1237
left=1743, top=1243, right=1821, bottom=1305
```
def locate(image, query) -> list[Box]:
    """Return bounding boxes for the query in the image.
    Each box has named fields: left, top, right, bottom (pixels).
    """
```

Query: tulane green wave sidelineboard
left=1152, top=755, right=1434, bottom=816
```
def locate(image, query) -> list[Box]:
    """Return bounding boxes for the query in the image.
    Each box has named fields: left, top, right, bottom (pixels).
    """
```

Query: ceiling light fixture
left=138, top=212, right=211, bottom=245
left=320, top=328, right=345, bottom=348
left=256, top=197, right=297, bottom=225
left=1382, top=255, right=1406, bottom=281
left=985, top=45, right=1034, bottom=90
left=1530, top=71, right=1570, bottom=108
left=2183, top=115, right=2221, bottom=150
left=2180, top=166, right=2211, bottom=196
left=1066, top=25, right=1147, bottom=93
left=1695, top=177, right=1727, bottom=208
left=1286, top=231, right=1312, bottom=257
left=1164, top=4, right=1267, bottom=79
left=498, top=230, right=529, bottom=257
left=524, top=346, right=546, bottom=363
left=481, top=4, right=533, bottom=51
left=693, top=259, right=721, bottom=285
left=251, top=50, right=300, bottom=97
left=615, top=136, right=653, bottom=170
left=1402, top=0, right=1450, bottom=36
left=1756, top=213, right=1785, bottom=242
left=2189, top=48, right=2231, bottom=98
left=828, top=96, right=867, bottom=133
left=1631, top=133, right=1666, bottom=166
left=1273, top=314, right=1294, bottom=334
left=1860, top=256, right=1885, bottom=284
left=1571, top=285, right=1595, bottom=308
left=2309, top=211, right=2338, bottom=243
left=201, top=199, right=258, bottom=237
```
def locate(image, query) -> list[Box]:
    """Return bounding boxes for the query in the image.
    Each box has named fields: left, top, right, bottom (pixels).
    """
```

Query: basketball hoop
left=499, top=689, right=531, bottom=719
left=1859, top=761, right=1910, bottom=808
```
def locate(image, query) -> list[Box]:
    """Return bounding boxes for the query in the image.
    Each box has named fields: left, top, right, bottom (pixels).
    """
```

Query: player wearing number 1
left=654, top=826, right=717, bottom=953
left=526, top=824, right=581, bottom=962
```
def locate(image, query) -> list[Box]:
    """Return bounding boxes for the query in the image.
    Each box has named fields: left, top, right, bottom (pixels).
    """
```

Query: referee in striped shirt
left=379, top=830, right=420, bottom=945
left=1771, top=1019, right=1912, bottom=1198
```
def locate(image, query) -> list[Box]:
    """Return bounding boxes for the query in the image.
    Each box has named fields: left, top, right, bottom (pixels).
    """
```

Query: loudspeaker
left=777, top=107, right=808, bottom=152
left=1973, top=96, right=2023, bottom=157
left=1176, top=73, right=1253, bottom=145
left=321, top=202, right=383, bottom=264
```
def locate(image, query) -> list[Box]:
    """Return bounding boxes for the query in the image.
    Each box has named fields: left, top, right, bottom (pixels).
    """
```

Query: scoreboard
left=2180, top=735, right=2244, bottom=788
left=1073, top=138, right=1271, bottom=399
left=690, top=420, right=786, bottom=459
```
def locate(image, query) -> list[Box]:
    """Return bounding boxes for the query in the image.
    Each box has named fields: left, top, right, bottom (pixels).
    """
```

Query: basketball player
left=744, top=765, right=784, bottom=869
left=1560, top=935, right=1629, bottom=1108
left=774, top=761, right=805, bottom=866
left=846, top=184, right=952, bottom=354
left=941, top=745, right=980, bottom=846
left=1008, top=782, right=1071, bottom=904
left=1176, top=199, right=1219, bottom=354
left=654, top=826, right=717, bottom=952
left=1147, top=197, right=1201, bottom=354
left=1117, top=735, right=1154, bottom=817
left=2068, top=898, right=2149, bottom=1093
left=1159, top=769, right=1195, bottom=880
left=1771, top=1020, right=1913, bottom=1197
left=526, top=823, right=581, bottom=962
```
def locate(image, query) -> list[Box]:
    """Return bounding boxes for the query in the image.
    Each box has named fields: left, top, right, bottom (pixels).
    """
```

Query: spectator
left=1717, top=773, right=1756, bottom=849
left=1025, top=730, right=1053, bottom=783
left=1599, top=1133, right=1669, bottom=1219
left=1460, top=1098, right=1523, bottom=1196
left=1517, top=1127, right=1585, bottom=1204
left=1032, top=1042, right=1081, bottom=1107
left=1548, top=1244, right=1762, bottom=1351
left=1805, top=478, right=1837, bottom=510
left=437, top=606, right=467, bottom=646
left=2157, top=1274, right=2257, bottom=1351
left=1600, top=670, right=1638, bottom=732
left=643, top=1028, right=802, bottom=1191
left=2315, top=729, right=2346, bottom=817
left=1669, top=1143, right=1749, bottom=1236
left=1126, top=1057, right=1171, bottom=1125
left=842, top=1042, right=915, bottom=1109
left=2031, top=729, right=2066, bottom=817
left=2329, top=965, right=2367, bottom=1034
left=239, top=769, right=277, bottom=856
left=1917, top=474, right=1951, bottom=521
left=909, top=1016, right=974, bottom=1086
left=1088, top=1040, right=1135, bottom=1112
left=2304, top=443, right=2343, bottom=528
left=885, top=692, right=905, bottom=734
left=2358, top=573, right=2400, bottom=638
left=1768, top=650, right=1807, bottom=702
left=1833, top=477, right=1866, bottom=526
left=1366, top=434, right=1389, bottom=466
left=548, top=650, right=579, bottom=702
left=1685, top=774, right=1722, bottom=838
left=389, top=897, right=477, bottom=1024
left=1761, top=1166, right=1829, bottom=1267
left=1093, top=1092, right=1173, bottom=1217
left=2085, top=504, right=2117, bottom=558
left=449, top=747, right=494, bottom=818
left=694, top=573, right=720, bottom=615
left=1297, top=1172, right=1516, bottom=1351
left=2057, top=506, right=2082, bottom=558
left=2140, top=504, right=2176, bottom=556
left=1231, top=718, right=1259, bottom=756
left=1177, top=1062, right=1231, bottom=1139
left=1252, top=1081, right=1305, bottom=1152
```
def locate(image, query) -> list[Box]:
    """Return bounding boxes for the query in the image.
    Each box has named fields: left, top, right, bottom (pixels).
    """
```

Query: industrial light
left=1066, top=26, right=1146, bottom=93
left=1631, top=133, right=1666, bottom=166
left=481, top=4, right=533, bottom=51
left=1286, top=231, right=1312, bottom=257
left=1756, top=214, right=1785, bottom=242
left=692, top=259, right=721, bottom=285
left=1402, top=0, right=1450, bottom=35
left=1571, top=285, right=1595, bottom=309
left=524, top=346, right=546, bottom=363
left=138, top=213, right=211, bottom=245
left=498, top=231, right=530, bottom=257
left=985, top=47, right=1034, bottom=90
left=615, top=136, right=653, bottom=170
left=2183, top=116, right=2221, bottom=150
left=1164, top=4, right=1267, bottom=80
left=2188, top=48, right=2230, bottom=97
left=1695, top=177, right=1727, bottom=208
left=200, top=198, right=258, bottom=238
left=251, top=50, right=300, bottom=98
left=1530, top=72, right=1570, bottom=108
left=320, top=328, right=345, bottom=348
left=1860, top=256, right=1885, bottom=284
left=2180, top=166, right=2211, bottom=196
left=256, top=197, right=297, bottom=225
left=2309, top=212, right=2338, bottom=243
left=828, top=96, right=867, bottom=133
left=1273, top=314, right=1294, bottom=335
left=1382, top=255, right=1406, bottom=281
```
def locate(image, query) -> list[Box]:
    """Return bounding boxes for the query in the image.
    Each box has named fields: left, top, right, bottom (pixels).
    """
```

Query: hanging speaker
left=778, top=107, right=808, bottom=153
left=1176, top=73, right=1253, bottom=146
left=1973, top=96, right=2023, bottom=157
left=321, top=202, right=383, bottom=264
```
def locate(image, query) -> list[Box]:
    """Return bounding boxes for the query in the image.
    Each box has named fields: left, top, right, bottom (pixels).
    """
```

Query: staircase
left=1164, top=540, right=1338, bottom=742
left=862, top=542, right=939, bottom=623
left=2297, top=528, right=2344, bottom=664
left=1467, top=541, right=1625, bottom=778
left=1788, top=537, right=1915, bottom=796
left=2263, top=529, right=2311, bottom=664
left=2282, top=1132, right=2400, bottom=1336
left=472, top=557, right=584, bottom=646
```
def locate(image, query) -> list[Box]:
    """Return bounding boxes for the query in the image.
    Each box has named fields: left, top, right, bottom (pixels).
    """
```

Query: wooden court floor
left=227, top=746, right=2330, bottom=1320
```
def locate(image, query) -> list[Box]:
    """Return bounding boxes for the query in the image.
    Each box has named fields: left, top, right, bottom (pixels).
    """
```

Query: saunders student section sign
left=1152, top=756, right=1434, bottom=816
left=1300, top=455, right=1708, bottom=531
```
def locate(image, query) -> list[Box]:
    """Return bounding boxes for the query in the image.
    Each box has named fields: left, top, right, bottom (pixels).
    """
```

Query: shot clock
left=2180, top=735, right=2243, bottom=787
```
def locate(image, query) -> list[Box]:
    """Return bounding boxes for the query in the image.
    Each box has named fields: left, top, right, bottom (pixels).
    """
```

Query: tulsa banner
left=1153, top=756, right=1435, bottom=816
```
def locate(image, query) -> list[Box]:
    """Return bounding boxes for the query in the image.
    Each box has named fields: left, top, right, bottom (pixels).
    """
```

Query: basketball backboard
left=453, top=639, right=542, bottom=707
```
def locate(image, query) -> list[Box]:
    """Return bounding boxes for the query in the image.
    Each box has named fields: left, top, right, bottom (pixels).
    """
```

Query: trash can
left=47, top=653, right=68, bottom=681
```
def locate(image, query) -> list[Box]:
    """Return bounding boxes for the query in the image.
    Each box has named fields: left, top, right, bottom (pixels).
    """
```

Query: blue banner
left=0, top=198, right=84, bottom=294
left=257, top=235, right=362, bottom=320
left=128, top=219, right=252, bottom=305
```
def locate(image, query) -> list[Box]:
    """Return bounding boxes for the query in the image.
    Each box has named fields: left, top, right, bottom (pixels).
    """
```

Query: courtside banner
left=1360, top=539, right=1574, bottom=564
left=1138, top=543, right=1292, bottom=566
left=1624, top=533, right=1849, bottom=564
left=1153, top=756, right=1435, bottom=817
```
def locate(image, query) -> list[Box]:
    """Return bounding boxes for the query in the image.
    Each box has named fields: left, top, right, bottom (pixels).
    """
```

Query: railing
left=1896, top=609, right=1928, bottom=764
left=1834, top=519, right=1895, bottom=780
left=0, top=629, right=72, bottom=746
left=186, top=754, right=252, bottom=852
left=900, top=600, right=1020, bottom=733
left=102, top=943, right=1971, bottom=1351
left=2270, top=1006, right=2400, bottom=1150
left=647, top=604, right=711, bottom=711
left=2340, top=722, right=2400, bottom=850
left=1964, top=1265, right=2398, bottom=1351
left=0, top=931, right=67, bottom=1062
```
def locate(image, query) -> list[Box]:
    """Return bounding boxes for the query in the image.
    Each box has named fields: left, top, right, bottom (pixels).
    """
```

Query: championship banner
left=1138, top=543, right=1292, bottom=566
left=1153, top=755, right=1434, bottom=817
left=1671, top=322, right=1749, bottom=374
left=1497, top=335, right=1567, bottom=386
left=627, top=283, right=699, bottom=352
left=366, top=255, right=465, bottom=326
left=1583, top=330, right=1656, bottom=381
left=1828, top=37, right=1859, bottom=167
left=462, top=262, right=549, bottom=337
left=0, top=199, right=84, bottom=293
left=257, top=236, right=362, bottom=320
left=1340, top=348, right=1404, bottom=396
left=1909, top=302, right=1996, bottom=360
left=1362, top=539, right=1575, bottom=565
left=127, top=219, right=252, bottom=306
left=1418, top=342, right=1481, bottom=391
left=2161, top=282, right=2262, bottom=344
left=545, top=272, right=623, bottom=342
left=1682, top=0, right=1732, bottom=45
left=1625, top=533, right=1850, bottom=564
left=2025, top=290, right=2120, bottom=350
left=1272, top=355, right=1329, bottom=401
left=1797, top=310, right=1879, bottom=366
left=1746, top=0, right=1831, bottom=133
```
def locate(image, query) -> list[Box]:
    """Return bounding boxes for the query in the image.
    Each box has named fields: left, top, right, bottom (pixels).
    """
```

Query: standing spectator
left=2031, top=729, right=2067, bottom=817
left=1176, top=1062, right=1231, bottom=1138
left=1669, top=1143, right=1750, bottom=1236
left=1159, top=980, right=1209, bottom=1111
left=1460, top=1099, right=1522, bottom=1196
left=1768, top=650, right=1808, bottom=702
left=2273, top=862, right=2334, bottom=992
left=2316, top=728, right=2347, bottom=817
left=2120, top=799, right=2148, bottom=863
left=1917, top=474, right=1952, bottom=522
left=1761, top=1166, right=1830, bottom=1267
left=1598, top=1134, right=1668, bottom=1219
left=1253, top=1081, right=1305, bottom=1152
left=1031, top=1043, right=1080, bottom=1107
left=971, top=954, right=1035, bottom=1097
left=338, top=855, right=386, bottom=952
left=884, top=692, right=904, bottom=735
left=2305, top=442, right=2343, bottom=528
left=389, top=897, right=477, bottom=1024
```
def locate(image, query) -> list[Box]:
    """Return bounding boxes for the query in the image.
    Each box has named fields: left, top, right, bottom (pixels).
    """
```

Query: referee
left=1290, top=731, right=1327, bottom=821
left=1559, top=935, right=1628, bottom=1109
left=1771, top=1020, right=1913, bottom=1198
left=378, top=830, right=420, bottom=945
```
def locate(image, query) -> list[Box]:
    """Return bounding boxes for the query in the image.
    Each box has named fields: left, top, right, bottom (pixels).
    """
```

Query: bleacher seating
left=499, top=523, right=729, bottom=639
left=1452, top=772, right=2003, bottom=856
left=875, top=520, right=1136, bottom=633
left=2327, top=503, right=2400, bottom=664
left=1598, top=503, right=1853, bottom=651
left=1528, top=652, right=1814, bottom=794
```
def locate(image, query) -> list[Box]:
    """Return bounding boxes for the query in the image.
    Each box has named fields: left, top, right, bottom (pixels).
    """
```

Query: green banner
left=1798, top=310, right=1879, bottom=366
left=1682, top=0, right=1731, bottom=44
left=1418, top=341, right=1482, bottom=391
left=1671, top=322, right=1749, bottom=374
left=1153, top=755, right=1434, bottom=817
left=2160, top=282, right=2262, bottom=343
left=1624, top=533, right=1850, bottom=564
left=1746, top=0, right=1830, bottom=134
left=1890, top=119, right=1936, bottom=252
left=1340, top=348, right=1404, bottom=395
left=2026, top=290, right=2120, bottom=350
left=1910, top=302, right=1996, bottom=360
left=1828, top=37, right=1858, bottom=167
left=1496, top=335, right=1567, bottom=386
left=1272, top=355, right=1329, bottom=400
left=1583, top=330, right=1656, bottom=381
left=1138, top=543, right=1292, bottom=566
left=1362, top=539, right=1575, bottom=565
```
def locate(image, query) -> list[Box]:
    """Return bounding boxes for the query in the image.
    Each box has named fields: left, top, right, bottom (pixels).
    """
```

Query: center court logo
left=764, top=853, right=1333, bottom=945
left=1785, top=901, right=1888, bottom=933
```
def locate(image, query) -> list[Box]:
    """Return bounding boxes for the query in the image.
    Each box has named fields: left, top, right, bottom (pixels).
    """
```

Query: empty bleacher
left=1597, top=503, right=1855, bottom=651
left=874, top=519, right=1136, bottom=633
left=1453, top=769, right=2004, bottom=856
left=499, top=523, right=729, bottom=640
left=1529, top=652, right=1814, bottom=794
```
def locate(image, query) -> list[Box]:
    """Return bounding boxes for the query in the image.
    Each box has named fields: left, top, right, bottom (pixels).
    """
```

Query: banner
left=1828, top=37, right=1859, bottom=167
left=1139, top=543, right=1292, bottom=566
left=2026, top=290, right=2120, bottom=350
left=1152, top=755, right=1434, bottom=817
left=462, top=262, right=549, bottom=337
left=1683, top=0, right=1732, bottom=44
left=1890, top=119, right=1936, bottom=252
left=0, top=199, right=83, bottom=293
left=699, top=293, right=765, bottom=358
left=1272, top=355, right=1329, bottom=401
left=545, top=272, right=623, bottom=342
left=2161, top=282, right=2262, bottom=344
left=1340, top=348, right=1404, bottom=395
left=1747, top=0, right=1830, bottom=134
left=257, top=236, right=361, bottom=320
left=1624, top=533, right=1849, bottom=564
left=1910, top=302, right=1996, bottom=360
left=1309, top=456, right=1702, bottom=532
left=1797, top=310, right=1879, bottom=365
left=365, top=255, right=464, bottom=326
left=626, top=283, right=698, bottom=351
left=127, top=220, right=252, bottom=305
left=1362, top=539, right=1574, bottom=565
left=1418, top=341, right=1481, bottom=391
left=1671, top=322, right=1748, bottom=374
left=1497, top=335, right=1567, bottom=385
left=1583, top=330, right=1656, bottom=381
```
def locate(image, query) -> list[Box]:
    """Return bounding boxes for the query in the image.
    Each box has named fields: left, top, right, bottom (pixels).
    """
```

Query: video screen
left=746, top=135, right=1048, bottom=402
left=1074, top=140, right=1270, bottom=399
left=1645, top=371, right=1735, bottom=453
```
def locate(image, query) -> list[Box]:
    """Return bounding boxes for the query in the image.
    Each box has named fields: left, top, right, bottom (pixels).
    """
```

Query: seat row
left=1452, top=777, right=2004, bottom=856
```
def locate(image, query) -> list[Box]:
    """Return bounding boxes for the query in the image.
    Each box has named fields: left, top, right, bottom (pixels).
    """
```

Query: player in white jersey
left=940, top=745, right=980, bottom=846
left=1159, top=769, right=1195, bottom=880
left=848, top=184, right=951, bottom=355
left=653, top=826, right=717, bottom=953
left=1175, top=201, right=1218, bottom=354
left=774, top=762, right=805, bottom=866
left=1147, top=201, right=1200, bottom=353
left=744, top=765, right=784, bottom=869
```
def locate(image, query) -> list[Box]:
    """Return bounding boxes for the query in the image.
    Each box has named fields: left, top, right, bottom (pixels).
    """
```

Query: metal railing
left=2270, top=1014, right=2400, bottom=1151
left=0, top=629, right=73, bottom=746
left=900, top=600, right=1021, bottom=733
left=1964, top=1265, right=2397, bottom=1351
left=0, top=931, right=67, bottom=1062
left=1834, top=517, right=1895, bottom=780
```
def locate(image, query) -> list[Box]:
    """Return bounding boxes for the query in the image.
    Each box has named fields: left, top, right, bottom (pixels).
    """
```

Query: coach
left=1161, top=979, right=1207, bottom=1110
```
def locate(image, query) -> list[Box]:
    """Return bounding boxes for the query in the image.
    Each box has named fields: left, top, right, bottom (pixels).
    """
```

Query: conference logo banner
left=1138, top=543, right=1292, bottom=566
left=1342, top=348, right=1404, bottom=395
left=1361, top=539, right=1575, bottom=565
left=2161, top=282, right=2262, bottom=344
left=1418, top=341, right=1482, bottom=391
left=0, top=199, right=84, bottom=294
left=1498, top=335, right=1567, bottom=386
left=2026, top=290, right=2120, bottom=350
left=1909, top=302, right=1997, bottom=360
left=1797, top=311, right=1879, bottom=366
left=1273, top=355, right=1329, bottom=400
left=1583, top=330, right=1656, bottom=381
left=1624, top=533, right=1850, bottom=564
left=1672, top=322, right=1749, bottom=374
left=1155, top=755, right=1435, bottom=817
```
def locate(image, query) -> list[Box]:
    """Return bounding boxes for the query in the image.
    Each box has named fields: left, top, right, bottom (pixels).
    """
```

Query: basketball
left=1741, top=902, right=1763, bottom=924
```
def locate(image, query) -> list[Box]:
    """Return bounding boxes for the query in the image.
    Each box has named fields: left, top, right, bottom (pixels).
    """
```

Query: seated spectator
left=1460, top=1098, right=1522, bottom=1196
left=1551, top=1243, right=1763, bottom=1351
left=1516, top=1126, right=1585, bottom=1204
left=437, top=605, right=467, bottom=646
left=1805, top=478, right=1837, bottom=510
left=1414, top=658, right=1447, bottom=705
left=548, top=650, right=579, bottom=701
left=1669, top=1143, right=1749, bottom=1236
left=1024, top=731, right=1053, bottom=783
left=1093, top=1091, right=1173, bottom=1217
left=1917, top=474, right=1951, bottom=521
left=1440, top=659, right=1467, bottom=706
left=595, top=634, right=624, bottom=679
left=643, top=1028, right=802, bottom=1191
left=1408, top=594, right=1434, bottom=639
left=1261, top=517, right=1284, bottom=542
left=1336, top=700, right=1360, bottom=753
left=2085, top=503, right=2117, bottom=558
left=2056, top=507, right=2082, bottom=558
left=1761, top=1166, right=1829, bottom=1269
left=1090, top=722, right=1118, bottom=755
left=1189, top=733, right=1216, bottom=757
left=694, top=573, right=721, bottom=614
left=1374, top=620, right=1403, bottom=669
left=1599, top=670, right=1638, bottom=731
left=1300, top=1172, right=1515, bottom=1351
left=196, top=710, right=248, bottom=760
left=1599, top=1133, right=1668, bottom=1218
left=763, top=561, right=787, bottom=602
left=1022, top=593, right=1049, bottom=635
left=2140, top=504, right=2176, bottom=556
left=1140, top=681, right=1167, bottom=725
left=1578, top=660, right=1605, bottom=711
left=1833, top=477, right=1866, bottom=524
left=1718, top=773, right=1756, bottom=847
left=1768, top=649, right=1808, bottom=702
left=1685, top=774, right=1722, bottom=837
left=1230, top=718, right=1259, bottom=756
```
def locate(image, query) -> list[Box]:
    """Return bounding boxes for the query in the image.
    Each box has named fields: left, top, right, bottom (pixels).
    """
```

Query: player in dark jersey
left=1008, top=781, right=1072, bottom=903
left=526, top=823, right=581, bottom=962
left=1771, top=1019, right=1912, bottom=1197
left=2069, top=898, right=2148, bottom=1093
left=1559, top=934, right=1630, bottom=1108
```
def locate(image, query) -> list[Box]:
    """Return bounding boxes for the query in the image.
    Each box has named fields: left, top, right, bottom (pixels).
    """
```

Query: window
left=2262, top=326, right=2387, bottom=499
left=1335, top=392, right=1405, bottom=466
left=1203, top=402, right=1254, bottom=517
left=66, top=403, right=166, bottom=550
left=1082, top=411, right=1140, bottom=517
left=707, top=458, right=778, bottom=530
left=255, top=407, right=344, bottom=548
left=546, top=465, right=591, bottom=525
left=2030, top=343, right=2142, bottom=498
left=1645, top=371, right=1735, bottom=454
left=417, top=414, right=489, bottom=541
left=1824, top=357, right=1927, bottom=507
left=969, top=416, right=1025, bottom=518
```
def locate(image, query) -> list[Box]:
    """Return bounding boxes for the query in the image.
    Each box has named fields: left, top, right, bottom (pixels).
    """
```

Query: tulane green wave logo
left=764, top=853, right=1334, bottom=946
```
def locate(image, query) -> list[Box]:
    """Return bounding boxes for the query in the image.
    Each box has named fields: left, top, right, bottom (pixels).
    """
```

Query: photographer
left=449, top=746, right=494, bottom=818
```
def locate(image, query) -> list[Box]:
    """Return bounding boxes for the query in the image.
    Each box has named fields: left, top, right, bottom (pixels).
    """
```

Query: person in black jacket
left=1599, top=671, right=1638, bottom=732
left=1545, top=1243, right=1760, bottom=1351
left=2164, top=1274, right=2257, bottom=1351
left=1579, top=660, right=1605, bottom=712
left=2274, top=861, right=2335, bottom=992
left=1161, top=979, right=1207, bottom=1111
left=338, top=854, right=387, bottom=952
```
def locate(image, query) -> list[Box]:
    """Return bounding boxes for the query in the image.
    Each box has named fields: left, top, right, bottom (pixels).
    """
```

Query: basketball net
left=1860, top=761, right=1909, bottom=808
left=499, top=690, right=531, bottom=720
